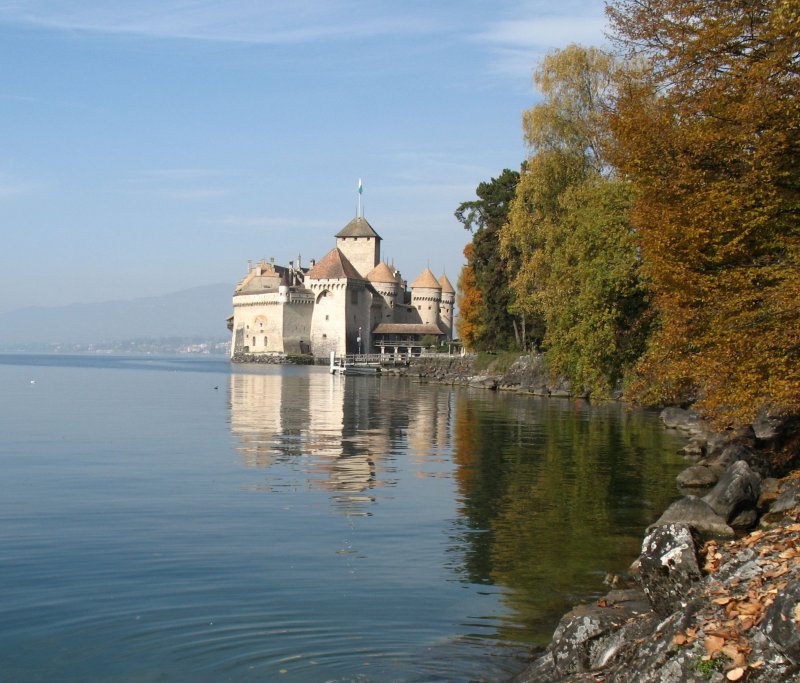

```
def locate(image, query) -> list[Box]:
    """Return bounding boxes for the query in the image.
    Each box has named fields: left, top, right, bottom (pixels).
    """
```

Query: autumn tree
left=455, top=169, right=520, bottom=350
left=608, top=0, right=800, bottom=423
left=456, top=243, right=483, bottom=349
left=501, top=44, right=649, bottom=395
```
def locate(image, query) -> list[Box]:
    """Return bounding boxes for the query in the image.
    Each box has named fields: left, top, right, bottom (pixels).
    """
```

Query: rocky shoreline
left=393, top=352, right=582, bottom=397
left=393, top=354, right=800, bottom=681
left=508, top=407, right=800, bottom=682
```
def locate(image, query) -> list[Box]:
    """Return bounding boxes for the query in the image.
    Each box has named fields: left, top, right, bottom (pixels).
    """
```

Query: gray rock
left=753, top=407, right=784, bottom=441
left=660, top=407, right=704, bottom=434
left=600, top=607, right=710, bottom=682
left=759, top=477, right=781, bottom=507
left=729, top=507, right=759, bottom=529
left=704, top=431, right=734, bottom=459
left=549, top=589, right=653, bottom=676
left=713, top=547, right=762, bottom=584
left=676, top=465, right=719, bottom=488
left=679, top=438, right=705, bottom=460
left=639, top=523, right=703, bottom=616
left=702, top=460, right=761, bottom=521
left=760, top=579, right=800, bottom=665
left=762, top=479, right=800, bottom=524
left=651, top=495, right=735, bottom=538
left=548, top=379, right=572, bottom=398
left=513, top=649, right=557, bottom=682
left=706, top=442, right=756, bottom=470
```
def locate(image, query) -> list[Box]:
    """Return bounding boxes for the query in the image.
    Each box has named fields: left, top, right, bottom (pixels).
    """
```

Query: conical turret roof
left=335, top=216, right=381, bottom=240
left=411, top=267, right=442, bottom=290
left=307, top=248, right=363, bottom=280
left=438, top=273, right=455, bottom=294
left=366, top=261, right=397, bottom=284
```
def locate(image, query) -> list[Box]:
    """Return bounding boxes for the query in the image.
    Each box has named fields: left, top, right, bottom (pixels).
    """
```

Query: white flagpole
left=357, top=178, right=363, bottom=218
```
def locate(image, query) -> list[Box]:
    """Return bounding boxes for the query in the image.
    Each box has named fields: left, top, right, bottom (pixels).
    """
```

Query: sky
left=0, top=0, right=608, bottom=315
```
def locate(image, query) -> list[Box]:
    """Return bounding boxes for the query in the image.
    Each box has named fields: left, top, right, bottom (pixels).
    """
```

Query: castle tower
left=335, top=216, right=381, bottom=279
left=410, top=267, right=442, bottom=327
left=367, top=261, right=399, bottom=326
left=307, top=247, right=371, bottom=357
left=438, top=273, right=455, bottom=340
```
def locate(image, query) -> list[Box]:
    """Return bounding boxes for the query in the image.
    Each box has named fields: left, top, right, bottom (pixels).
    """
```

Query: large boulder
left=676, top=465, right=718, bottom=488
left=678, top=437, right=705, bottom=460
left=638, top=523, right=703, bottom=616
left=760, top=579, right=800, bottom=665
left=761, top=479, right=800, bottom=525
left=548, top=589, right=655, bottom=676
left=651, top=496, right=735, bottom=538
left=705, top=442, right=756, bottom=470
left=702, top=460, right=761, bottom=522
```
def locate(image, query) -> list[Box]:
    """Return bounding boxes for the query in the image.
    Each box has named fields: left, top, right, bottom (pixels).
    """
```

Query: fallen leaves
left=677, top=510, right=800, bottom=678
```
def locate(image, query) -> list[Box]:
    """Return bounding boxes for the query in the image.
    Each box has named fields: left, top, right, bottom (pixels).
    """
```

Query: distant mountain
left=0, top=283, right=233, bottom=347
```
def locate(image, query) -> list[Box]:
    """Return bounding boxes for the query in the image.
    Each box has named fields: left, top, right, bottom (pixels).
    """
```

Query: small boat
left=329, top=352, right=381, bottom=375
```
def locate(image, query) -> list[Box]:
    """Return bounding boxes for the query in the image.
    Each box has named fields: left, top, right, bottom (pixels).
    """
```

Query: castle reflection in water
left=228, top=369, right=454, bottom=514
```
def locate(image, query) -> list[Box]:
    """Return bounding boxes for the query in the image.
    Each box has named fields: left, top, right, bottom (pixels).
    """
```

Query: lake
left=0, top=354, right=687, bottom=682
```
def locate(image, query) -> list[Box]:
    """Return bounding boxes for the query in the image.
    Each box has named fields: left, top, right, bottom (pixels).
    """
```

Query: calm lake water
left=0, top=354, right=687, bottom=682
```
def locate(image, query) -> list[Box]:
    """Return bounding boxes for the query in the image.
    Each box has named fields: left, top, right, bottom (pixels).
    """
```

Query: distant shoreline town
left=0, top=338, right=231, bottom=355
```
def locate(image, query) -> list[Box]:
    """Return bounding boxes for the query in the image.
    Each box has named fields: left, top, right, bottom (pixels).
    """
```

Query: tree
left=455, top=169, right=520, bottom=350
left=500, top=45, right=648, bottom=394
left=456, top=243, right=484, bottom=349
left=543, top=177, right=651, bottom=396
left=608, top=0, right=800, bottom=423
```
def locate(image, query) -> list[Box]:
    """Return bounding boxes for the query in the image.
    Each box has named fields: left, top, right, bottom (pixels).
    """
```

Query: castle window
left=325, top=314, right=329, bottom=320
left=322, top=334, right=327, bottom=339
left=264, top=336, right=267, bottom=347
left=252, top=337, right=256, bottom=346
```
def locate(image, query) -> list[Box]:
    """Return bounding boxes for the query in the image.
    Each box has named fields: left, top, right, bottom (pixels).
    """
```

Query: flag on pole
left=358, top=178, right=363, bottom=194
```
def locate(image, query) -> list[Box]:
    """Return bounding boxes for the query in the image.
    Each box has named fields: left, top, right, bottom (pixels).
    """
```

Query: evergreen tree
left=455, top=169, right=520, bottom=350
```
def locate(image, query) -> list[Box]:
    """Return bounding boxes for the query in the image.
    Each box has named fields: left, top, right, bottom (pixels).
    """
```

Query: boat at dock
left=329, top=352, right=381, bottom=375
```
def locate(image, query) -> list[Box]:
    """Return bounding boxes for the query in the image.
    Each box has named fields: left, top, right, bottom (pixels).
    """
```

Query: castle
left=228, top=211, right=455, bottom=359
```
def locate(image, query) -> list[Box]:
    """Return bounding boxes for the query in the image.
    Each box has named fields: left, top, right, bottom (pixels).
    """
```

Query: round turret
left=410, top=267, right=442, bottom=327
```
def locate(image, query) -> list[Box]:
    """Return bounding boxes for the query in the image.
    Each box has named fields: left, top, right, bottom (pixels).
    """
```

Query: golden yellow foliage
left=608, top=0, right=800, bottom=424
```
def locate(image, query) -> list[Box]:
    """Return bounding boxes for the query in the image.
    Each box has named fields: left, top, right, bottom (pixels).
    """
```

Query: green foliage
left=420, top=335, right=439, bottom=348
left=542, top=177, right=650, bottom=396
left=691, top=656, right=725, bottom=680
left=455, top=170, right=521, bottom=351
left=500, top=45, right=647, bottom=395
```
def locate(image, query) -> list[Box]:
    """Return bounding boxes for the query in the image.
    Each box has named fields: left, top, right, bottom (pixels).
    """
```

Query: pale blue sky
left=0, top=1, right=607, bottom=314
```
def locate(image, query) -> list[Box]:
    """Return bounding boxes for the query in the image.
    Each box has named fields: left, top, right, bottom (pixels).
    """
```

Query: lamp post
left=357, top=327, right=362, bottom=355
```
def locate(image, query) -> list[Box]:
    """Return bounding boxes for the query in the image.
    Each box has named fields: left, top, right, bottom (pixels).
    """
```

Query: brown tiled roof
left=307, top=248, right=363, bottom=280
left=372, top=323, right=444, bottom=335
left=366, top=261, right=397, bottom=283
left=438, top=273, right=455, bottom=293
left=335, top=216, right=382, bottom=239
left=411, top=267, right=442, bottom=290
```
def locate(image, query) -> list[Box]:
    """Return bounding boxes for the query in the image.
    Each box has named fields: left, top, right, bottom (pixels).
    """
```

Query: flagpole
left=357, top=178, right=363, bottom=218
